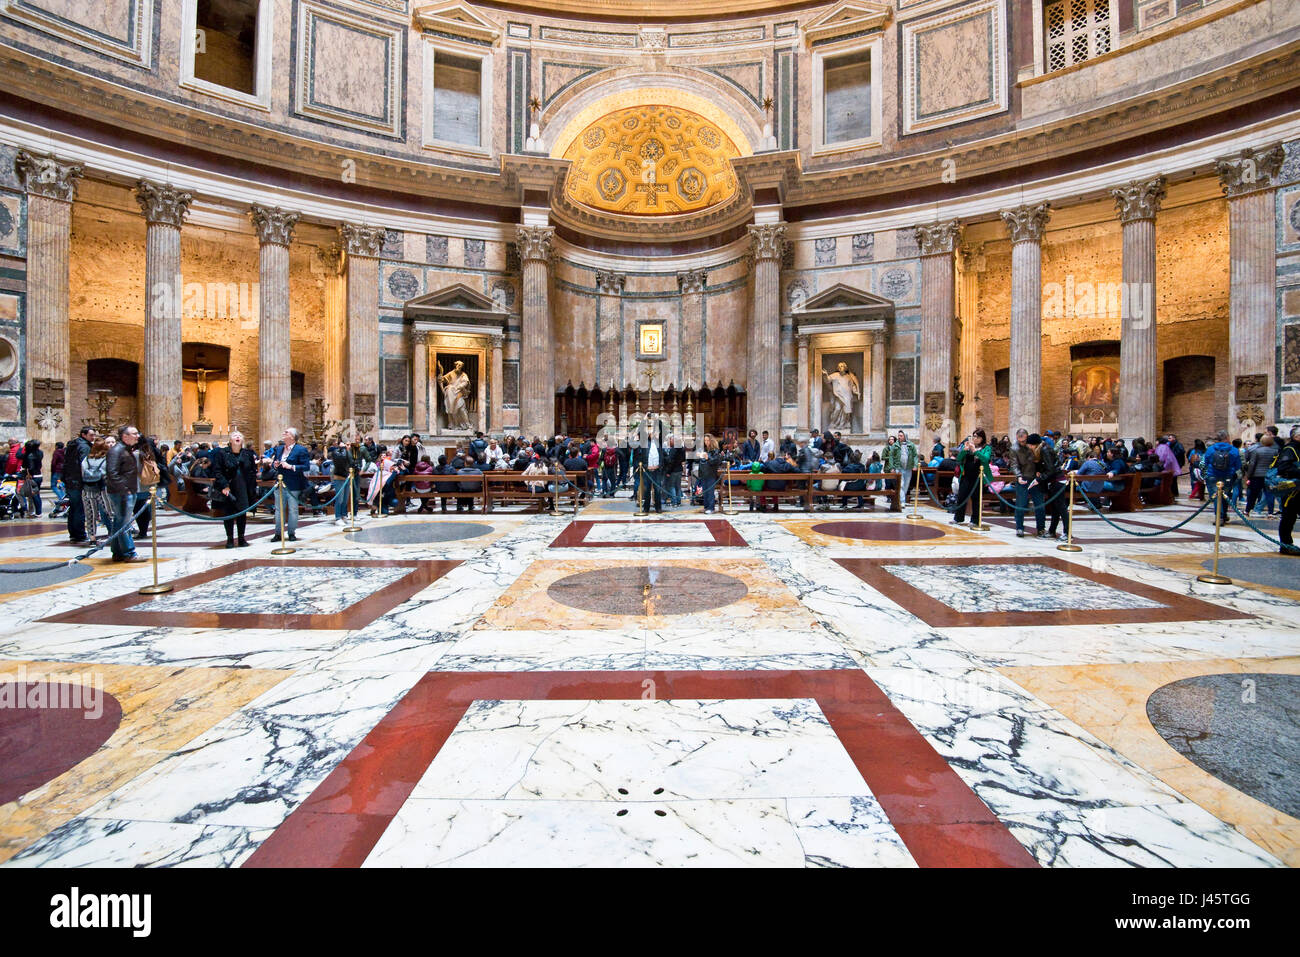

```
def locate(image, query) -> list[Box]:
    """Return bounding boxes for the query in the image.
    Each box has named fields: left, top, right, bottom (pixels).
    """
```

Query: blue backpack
left=1265, top=447, right=1298, bottom=494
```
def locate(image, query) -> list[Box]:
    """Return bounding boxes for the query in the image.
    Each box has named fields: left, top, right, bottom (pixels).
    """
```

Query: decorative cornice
left=748, top=223, right=787, bottom=262
left=134, top=179, right=192, bottom=227
left=14, top=150, right=82, bottom=202
left=249, top=205, right=300, bottom=246
left=339, top=223, right=385, bottom=258
left=677, top=269, right=708, bottom=294
left=1111, top=176, right=1168, bottom=223
left=914, top=220, right=962, bottom=257
left=595, top=271, right=625, bottom=294
left=516, top=225, right=555, bottom=264
left=1215, top=143, right=1285, bottom=197
left=412, top=3, right=501, bottom=46
left=999, top=203, right=1052, bottom=244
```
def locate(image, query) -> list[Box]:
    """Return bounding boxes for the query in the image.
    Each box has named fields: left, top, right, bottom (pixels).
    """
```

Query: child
left=1189, top=452, right=1205, bottom=501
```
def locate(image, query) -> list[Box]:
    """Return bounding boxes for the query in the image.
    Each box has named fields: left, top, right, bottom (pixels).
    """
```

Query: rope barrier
left=0, top=497, right=152, bottom=574
left=988, top=479, right=1070, bottom=511
left=157, top=485, right=280, bottom=522
left=1230, top=497, right=1286, bottom=547
left=1076, top=483, right=1214, bottom=535
left=920, top=470, right=978, bottom=513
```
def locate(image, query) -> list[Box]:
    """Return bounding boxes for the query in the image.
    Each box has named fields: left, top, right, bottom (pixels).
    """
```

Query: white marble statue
left=822, top=361, right=861, bottom=432
left=438, top=360, right=473, bottom=431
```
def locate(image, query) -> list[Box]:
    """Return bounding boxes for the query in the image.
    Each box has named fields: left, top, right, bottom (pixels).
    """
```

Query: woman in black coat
left=211, top=430, right=259, bottom=548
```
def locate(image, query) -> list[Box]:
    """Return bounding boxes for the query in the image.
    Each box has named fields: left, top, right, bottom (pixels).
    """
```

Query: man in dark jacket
left=63, top=426, right=96, bottom=544
left=631, top=420, right=666, bottom=513
left=1009, top=432, right=1052, bottom=537
left=1275, top=426, right=1300, bottom=556
left=105, top=425, right=143, bottom=562
left=266, top=427, right=311, bottom=541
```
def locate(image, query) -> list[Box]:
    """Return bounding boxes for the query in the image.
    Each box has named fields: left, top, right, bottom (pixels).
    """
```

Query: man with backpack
left=1203, top=430, right=1241, bottom=525
left=1273, top=426, right=1300, bottom=556
left=62, top=426, right=97, bottom=544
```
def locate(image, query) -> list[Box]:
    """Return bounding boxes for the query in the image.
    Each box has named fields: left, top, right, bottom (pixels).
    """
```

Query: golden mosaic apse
left=561, top=105, right=741, bottom=217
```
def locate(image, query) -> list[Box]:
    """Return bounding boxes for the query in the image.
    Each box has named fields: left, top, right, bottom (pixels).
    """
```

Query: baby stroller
left=0, top=473, right=24, bottom=520
left=49, top=479, right=70, bottom=519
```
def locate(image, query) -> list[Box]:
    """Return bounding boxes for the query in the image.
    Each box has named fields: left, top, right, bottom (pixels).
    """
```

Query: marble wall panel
left=295, top=2, right=403, bottom=137
left=901, top=0, right=1006, bottom=134
left=3, top=0, right=152, bottom=65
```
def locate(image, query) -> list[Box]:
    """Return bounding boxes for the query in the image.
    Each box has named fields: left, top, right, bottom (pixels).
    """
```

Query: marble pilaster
left=677, top=268, right=707, bottom=391
left=250, top=205, right=299, bottom=448
left=999, top=203, right=1051, bottom=434
left=796, top=334, right=810, bottom=433
left=490, top=334, right=504, bottom=432
left=869, top=329, right=887, bottom=434
left=915, top=220, right=962, bottom=446
left=1216, top=144, right=1285, bottom=433
left=1111, top=176, right=1167, bottom=441
left=595, top=271, right=625, bottom=389
left=135, top=181, right=193, bottom=441
left=747, top=223, right=786, bottom=436
left=320, top=244, right=346, bottom=426
left=15, top=151, right=82, bottom=442
left=517, top=225, right=555, bottom=438
left=339, top=223, right=384, bottom=434
left=411, top=329, right=429, bottom=435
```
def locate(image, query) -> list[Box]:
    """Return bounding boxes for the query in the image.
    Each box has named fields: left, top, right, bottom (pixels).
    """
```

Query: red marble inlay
left=245, top=669, right=1037, bottom=869
left=0, top=682, right=123, bottom=804
left=811, top=521, right=946, bottom=542
left=549, top=519, right=748, bottom=549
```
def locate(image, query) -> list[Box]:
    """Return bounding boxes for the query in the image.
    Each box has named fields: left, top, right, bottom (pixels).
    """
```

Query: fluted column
left=796, top=333, right=810, bottom=433
left=677, top=268, right=707, bottom=389
left=339, top=223, right=384, bottom=433
left=999, top=203, right=1051, bottom=433
left=595, top=270, right=625, bottom=389
left=517, top=225, right=555, bottom=438
left=915, top=220, right=962, bottom=446
left=1217, top=144, right=1284, bottom=434
left=490, top=334, right=504, bottom=432
left=1111, top=176, right=1167, bottom=441
left=15, top=152, right=82, bottom=442
left=250, top=206, right=299, bottom=448
left=320, top=243, right=346, bottom=424
left=747, top=223, right=786, bottom=436
left=411, top=329, right=429, bottom=434
left=958, top=243, right=983, bottom=440
left=869, top=329, right=887, bottom=434
left=134, top=181, right=193, bottom=441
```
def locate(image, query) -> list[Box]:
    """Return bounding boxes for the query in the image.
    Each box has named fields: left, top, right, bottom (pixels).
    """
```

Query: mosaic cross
left=635, top=177, right=668, bottom=206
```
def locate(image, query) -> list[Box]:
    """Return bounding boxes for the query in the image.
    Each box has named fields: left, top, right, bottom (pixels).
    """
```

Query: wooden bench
left=484, top=470, right=586, bottom=513
left=719, top=470, right=903, bottom=512
left=391, top=472, right=488, bottom=514
left=1075, top=470, right=1149, bottom=512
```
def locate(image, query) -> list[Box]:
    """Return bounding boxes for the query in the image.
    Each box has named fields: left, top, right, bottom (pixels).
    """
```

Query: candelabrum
left=84, top=389, right=118, bottom=433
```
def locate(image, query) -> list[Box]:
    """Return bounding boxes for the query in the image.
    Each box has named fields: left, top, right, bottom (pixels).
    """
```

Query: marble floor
left=0, top=492, right=1295, bottom=868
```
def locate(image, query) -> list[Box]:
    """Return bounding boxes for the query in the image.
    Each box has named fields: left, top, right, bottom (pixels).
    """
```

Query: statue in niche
left=822, top=361, right=861, bottom=433
left=438, top=359, right=473, bottom=431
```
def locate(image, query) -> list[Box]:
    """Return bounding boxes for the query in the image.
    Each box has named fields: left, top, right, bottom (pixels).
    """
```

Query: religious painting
left=435, top=352, right=478, bottom=432
left=819, top=352, right=864, bottom=434
left=1284, top=323, right=1300, bottom=386
left=637, top=320, right=666, bottom=362
left=1070, top=359, right=1120, bottom=431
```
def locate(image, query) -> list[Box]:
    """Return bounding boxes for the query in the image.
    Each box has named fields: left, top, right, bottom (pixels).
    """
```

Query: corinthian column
left=1111, top=176, right=1167, bottom=441
left=1217, top=144, right=1284, bottom=434
left=999, top=203, right=1051, bottom=433
left=747, top=223, right=786, bottom=436
left=250, top=205, right=299, bottom=448
left=134, top=180, right=193, bottom=441
left=319, top=243, right=346, bottom=423
left=15, top=151, right=82, bottom=442
left=339, top=223, right=384, bottom=434
left=677, top=268, right=707, bottom=389
left=915, top=219, right=962, bottom=446
left=869, top=329, right=887, bottom=434
left=516, top=225, right=555, bottom=438
left=411, top=329, right=429, bottom=434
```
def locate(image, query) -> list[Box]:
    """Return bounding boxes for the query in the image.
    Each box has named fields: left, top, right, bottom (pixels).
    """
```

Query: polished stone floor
left=0, top=489, right=1296, bottom=867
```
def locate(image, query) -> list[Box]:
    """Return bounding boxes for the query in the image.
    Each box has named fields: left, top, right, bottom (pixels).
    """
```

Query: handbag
left=140, top=455, right=160, bottom=487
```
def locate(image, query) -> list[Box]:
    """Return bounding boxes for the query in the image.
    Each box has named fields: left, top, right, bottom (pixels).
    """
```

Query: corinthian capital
left=14, top=151, right=82, bottom=202
left=1111, top=176, right=1167, bottom=223
left=595, top=271, right=625, bottom=294
left=677, top=268, right=707, bottom=294
left=250, top=205, right=300, bottom=246
left=999, top=203, right=1051, bottom=244
left=1215, top=144, right=1285, bottom=197
left=914, top=220, right=963, bottom=257
left=747, top=223, right=787, bottom=262
left=338, top=223, right=384, bottom=259
left=516, top=225, right=555, bottom=264
left=135, top=180, right=193, bottom=228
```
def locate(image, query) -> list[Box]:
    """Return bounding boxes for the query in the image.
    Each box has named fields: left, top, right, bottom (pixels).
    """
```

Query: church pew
left=719, top=470, right=902, bottom=512
left=484, top=470, right=586, bottom=514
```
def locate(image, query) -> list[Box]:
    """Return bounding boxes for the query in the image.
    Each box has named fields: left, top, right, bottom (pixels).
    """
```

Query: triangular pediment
left=406, top=283, right=496, bottom=313
left=803, top=283, right=894, bottom=312
left=803, top=1, right=893, bottom=46
left=412, top=3, right=501, bottom=45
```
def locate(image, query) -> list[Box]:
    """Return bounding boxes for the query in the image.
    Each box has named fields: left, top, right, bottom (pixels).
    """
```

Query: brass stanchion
left=548, top=467, right=566, bottom=518
left=905, top=469, right=923, bottom=521
left=270, top=476, right=296, bottom=555
left=634, top=464, right=649, bottom=517
left=137, top=487, right=172, bottom=595
left=342, top=470, right=362, bottom=533
left=1197, top=480, right=1233, bottom=584
left=1057, top=472, right=1082, bottom=552
left=721, top=464, right=738, bottom=516
left=970, top=467, right=990, bottom=531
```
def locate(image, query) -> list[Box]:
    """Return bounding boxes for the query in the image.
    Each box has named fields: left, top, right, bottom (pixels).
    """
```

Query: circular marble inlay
left=1147, top=673, right=1299, bottom=818
left=0, top=682, right=123, bottom=804
left=1200, top=556, right=1300, bottom=592
left=547, top=565, right=748, bottom=616
left=811, top=521, right=945, bottom=542
left=0, top=560, right=92, bottom=596
left=346, top=522, right=493, bottom=545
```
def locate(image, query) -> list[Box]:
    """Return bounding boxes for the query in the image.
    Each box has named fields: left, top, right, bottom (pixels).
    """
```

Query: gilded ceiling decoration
left=561, top=104, right=741, bottom=217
